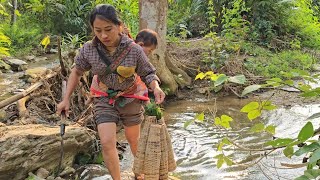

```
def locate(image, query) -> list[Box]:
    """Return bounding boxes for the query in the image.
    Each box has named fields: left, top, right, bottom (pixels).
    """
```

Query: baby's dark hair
left=89, top=4, right=121, bottom=27
left=135, top=29, right=158, bottom=47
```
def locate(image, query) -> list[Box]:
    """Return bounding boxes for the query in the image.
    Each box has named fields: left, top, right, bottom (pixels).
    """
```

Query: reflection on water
left=164, top=97, right=320, bottom=180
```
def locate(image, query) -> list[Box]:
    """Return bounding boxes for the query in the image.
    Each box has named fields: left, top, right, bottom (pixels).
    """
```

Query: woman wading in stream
left=56, top=4, right=165, bottom=180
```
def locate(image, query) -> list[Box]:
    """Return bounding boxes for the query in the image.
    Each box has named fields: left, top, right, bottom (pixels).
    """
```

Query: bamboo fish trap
left=133, top=116, right=176, bottom=180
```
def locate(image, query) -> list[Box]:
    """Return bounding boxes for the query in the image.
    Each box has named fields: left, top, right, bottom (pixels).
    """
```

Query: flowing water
left=163, top=97, right=320, bottom=180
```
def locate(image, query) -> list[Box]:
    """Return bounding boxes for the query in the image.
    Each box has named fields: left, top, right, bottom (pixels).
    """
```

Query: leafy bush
left=244, top=49, right=315, bottom=77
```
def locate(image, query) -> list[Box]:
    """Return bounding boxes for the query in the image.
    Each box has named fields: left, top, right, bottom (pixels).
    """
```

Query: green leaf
left=228, top=75, right=246, bottom=84
left=241, top=102, right=259, bottom=113
left=204, top=71, right=214, bottom=76
left=214, top=117, right=221, bottom=126
left=224, top=156, right=233, bottom=166
left=294, top=175, right=310, bottom=180
left=248, top=109, right=261, bottom=121
left=262, top=101, right=277, bottom=110
left=295, top=142, right=320, bottom=156
left=309, top=148, right=320, bottom=164
left=265, top=138, right=295, bottom=147
left=14, top=9, right=21, bottom=16
left=195, top=72, right=206, bottom=80
left=217, top=156, right=224, bottom=168
left=298, top=84, right=312, bottom=92
left=250, top=123, right=265, bottom=133
left=214, top=74, right=228, bottom=87
left=222, top=137, right=231, bottom=145
left=284, top=80, right=294, bottom=86
left=298, top=122, right=314, bottom=142
left=217, top=142, right=224, bottom=151
left=184, top=119, right=194, bottom=129
left=307, top=113, right=320, bottom=120
left=195, top=112, right=205, bottom=122
left=265, top=125, right=276, bottom=135
left=220, top=115, right=233, bottom=129
left=283, top=146, right=294, bottom=158
left=304, top=169, right=320, bottom=179
left=241, top=85, right=261, bottom=97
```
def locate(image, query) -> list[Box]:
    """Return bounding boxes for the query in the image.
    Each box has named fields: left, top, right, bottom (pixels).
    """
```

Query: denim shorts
left=93, top=97, right=144, bottom=127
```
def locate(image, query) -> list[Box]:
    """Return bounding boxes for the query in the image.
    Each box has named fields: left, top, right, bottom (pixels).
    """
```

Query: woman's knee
left=100, top=138, right=117, bottom=151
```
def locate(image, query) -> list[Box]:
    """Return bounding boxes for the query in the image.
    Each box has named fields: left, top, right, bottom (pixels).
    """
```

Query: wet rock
left=25, top=67, right=48, bottom=79
left=0, top=109, right=6, bottom=123
left=26, top=172, right=45, bottom=180
left=34, top=57, right=48, bottom=62
left=36, top=168, right=50, bottom=179
left=46, top=176, right=55, bottom=180
left=0, top=59, right=11, bottom=71
left=78, top=164, right=108, bottom=180
left=5, top=59, right=27, bottom=71
left=24, top=55, right=36, bottom=61
left=59, top=166, right=75, bottom=176
left=54, top=177, right=65, bottom=180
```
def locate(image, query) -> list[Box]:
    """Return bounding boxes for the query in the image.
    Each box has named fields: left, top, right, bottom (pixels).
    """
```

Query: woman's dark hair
left=135, top=29, right=158, bottom=47
left=89, top=4, right=121, bottom=27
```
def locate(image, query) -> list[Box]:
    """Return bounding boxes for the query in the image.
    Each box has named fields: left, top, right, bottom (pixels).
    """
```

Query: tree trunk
left=11, top=0, right=17, bottom=25
left=139, top=0, right=191, bottom=95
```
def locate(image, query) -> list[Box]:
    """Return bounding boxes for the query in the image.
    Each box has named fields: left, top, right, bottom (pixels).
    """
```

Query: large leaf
left=195, top=112, right=205, bottom=122
left=265, top=125, right=276, bottom=135
left=247, top=109, right=261, bottom=121
left=250, top=123, right=265, bottom=133
left=283, top=146, right=294, bottom=158
left=241, top=85, right=261, bottom=97
left=241, top=102, right=259, bottom=113
left=309, top=148, right=320, bottom=164
left=265, top=138, right=295, bottom=147
left=298, top=122, right=314, bottom=142
left=294, top=142, right=320, bottom=156
left=195, top=72, right=205, bottom=80
left=228, top=75, right=246, bottom=84
left=214, top=74, right=228, bottom=87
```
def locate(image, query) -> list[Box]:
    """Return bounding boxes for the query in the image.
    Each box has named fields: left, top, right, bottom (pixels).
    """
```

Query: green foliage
left=144, top=101, right=163, bottom=120
left=184, top=112, right=204, bottom=129
left=2, top=21, right=42, bottom=55
left=214, top=115, right=233, bottom=129
left=62, top=32, right=85, bottom=50
left=244, top=50, right=316, bottom=78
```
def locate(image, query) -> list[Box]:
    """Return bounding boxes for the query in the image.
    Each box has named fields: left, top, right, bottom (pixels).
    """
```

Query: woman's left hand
left=153, top=86, right=165, bottom=104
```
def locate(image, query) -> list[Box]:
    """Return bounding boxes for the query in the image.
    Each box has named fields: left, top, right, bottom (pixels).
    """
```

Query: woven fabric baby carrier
left=133, top=116, right=176, bottom=180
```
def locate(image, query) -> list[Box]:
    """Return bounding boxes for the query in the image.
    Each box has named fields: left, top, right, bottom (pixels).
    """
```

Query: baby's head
left=135, top=29, right=158, bottom=56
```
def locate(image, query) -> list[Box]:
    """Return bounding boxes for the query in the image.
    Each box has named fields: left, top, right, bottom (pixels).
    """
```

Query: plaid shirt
left=75, top=35, right=160, bottom=91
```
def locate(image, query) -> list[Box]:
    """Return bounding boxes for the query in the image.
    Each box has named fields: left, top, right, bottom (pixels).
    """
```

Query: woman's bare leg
left=97, top=123, right=120, bottom=180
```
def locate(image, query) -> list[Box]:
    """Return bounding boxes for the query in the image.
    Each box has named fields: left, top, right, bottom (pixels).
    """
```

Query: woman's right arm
left=56, top=67, right=84, bottom=116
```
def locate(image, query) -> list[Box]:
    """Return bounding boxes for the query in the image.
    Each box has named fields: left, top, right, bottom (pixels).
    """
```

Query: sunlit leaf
left=14, top=9, right=21, bottom=16
left=228, top=75, right=246, bottom=84
left=214, top=74, right=228, bottom=87
left=217, top=156, right=224, bottom=168
left=262, top=101, right=277, bottom=110
left=184, top=119, right=194, bottom=129
left=294, top=175, right=310, bottom=180
left=224, top=156, right=233, bottom=166
left=241, top=85, right=261, bottom=97
left=265, top=138, right=295, bottom=147
left=309, top=148, right=320, bottom=164
left=301, top=91, right=318, bottom=98
left=250, top=123, right=265, bottom=133
left=241, top=102, right=259, bottom=113
left=298, top=84, right=312, bottom=92
left=298, top=122, right=314, bottom=142
left=294, top=142, right=320, bottom=156
left=40, top=35, right=50, bottom=49
left=283, top=146, right=294, bottom=158
left=210, top=74, right=219, bottom=81
left=247, top=109, right=261, bottom=121
left=214, top=117, right=221, bottom=126
left=204, top=71, right=214, bottom=76
left=217, top=142, right=224, bottom=151
left=222, top=137, right=231, bottom=145
left=303, top=169, right=320, bottom=179
left=265, top=125, right=276, bottom=135
left=284, top=80, right=294, bottom=86
left=195, top=112, right=205, bottom=122
left=195, top=72, right=205, bottom=80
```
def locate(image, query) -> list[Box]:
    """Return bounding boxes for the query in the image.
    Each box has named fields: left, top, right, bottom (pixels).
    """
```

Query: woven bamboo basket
left=133, top=116, right=176, bottom=180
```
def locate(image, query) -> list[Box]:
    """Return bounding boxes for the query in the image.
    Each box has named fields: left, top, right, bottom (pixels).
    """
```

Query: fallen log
left=0, top=124, right=96, bottom=180
left=0, top=71, right=58, bottom=109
